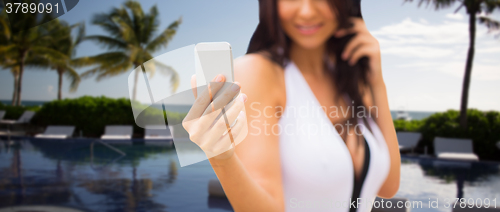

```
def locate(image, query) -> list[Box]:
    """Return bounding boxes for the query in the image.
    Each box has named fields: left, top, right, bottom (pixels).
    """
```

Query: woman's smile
left=295, top=23, right=323, bottom=35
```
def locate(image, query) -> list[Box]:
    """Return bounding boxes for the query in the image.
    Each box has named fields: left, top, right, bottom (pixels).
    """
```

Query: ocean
left=1, top=100, right=46, bottom=107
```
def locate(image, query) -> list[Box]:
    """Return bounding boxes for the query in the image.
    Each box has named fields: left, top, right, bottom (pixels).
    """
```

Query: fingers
left=198, top=93, right=247, bottom=151
left=213, top=111, right=244, bottom=154
left=341, top=32, right=379, bottom=66
left=334, top=28, right=356, bottom=38
left=207, top=93, right=246, bottom=138
left=349, top=45, right=374, bottom=66
left=202, top=82, right=241, bottom=116
left=191, top=74, right=197, bottom=99
left=212, top=110, right=247, bottom=155
left=334, top=17, right=365, bottom=38
left=184, top=74, right=225, bottom=121
left=342, top=34, right=366, bottom=61
left=219, top=109, right=247, bottom=147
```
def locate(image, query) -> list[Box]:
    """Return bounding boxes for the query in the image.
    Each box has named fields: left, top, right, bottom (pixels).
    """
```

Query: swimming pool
left=0, top=138, right=499, bottom=212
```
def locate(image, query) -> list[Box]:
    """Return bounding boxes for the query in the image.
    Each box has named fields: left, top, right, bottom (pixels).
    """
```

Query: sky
left=0, top=0, right=499, bottom=112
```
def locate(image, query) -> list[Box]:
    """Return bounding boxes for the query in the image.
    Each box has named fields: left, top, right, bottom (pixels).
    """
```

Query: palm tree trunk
left=16, top=51, right=27, bottom=106
left=132, top=63, right=140, bottom=101
left=459, top=9, right=477, bottom=129
left=57, top=68, right=64, bottom=100
left=11, top=71, right=19, bottom=106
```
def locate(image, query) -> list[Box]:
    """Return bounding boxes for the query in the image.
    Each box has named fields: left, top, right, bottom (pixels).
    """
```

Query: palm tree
left=0, top=9, right=19, bottom=105
left=406, top=0, right=500, bottom=129
left=82, top=0, right=182, bottom=100
left=39, top=19, right=90, bottom=100
left=0, top=6, right=66, bottom=106
left=9, top=69, right=20, bottom=106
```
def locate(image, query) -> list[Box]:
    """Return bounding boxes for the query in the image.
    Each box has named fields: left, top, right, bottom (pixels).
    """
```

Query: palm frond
left=80, top=67, right=101, bottom=79
left=0, top=44, right=17, bottom=56
left=64, top=66, right=81, bottom=92
left=169, top=70, right=180, bottom=93
left=30, top=46, right=69, bottom=66
left=125, top=0, right=145, bottom=20
left=0, top=11, right=11, bottom=40
left=85, top=35, right=128, bottom=50
left=125, top=0, right=145, bottom=42
left=95, top=60, right=133, bottom=81
left=80, top=52, right=131, bottom=79
left=112, top=16, right=138, bottom=45
left=73, top=22, right=86, bottom=45
left=71, top=56, right=99, bottom=68
left=483, top=0, right=500, bottom=13
left=145, top=59, right=180, bottom=93
left=479, top=16, right=500, bottom=35
left=146, top=17, right=182, bottom=52
left=24, top=54, right=52, bottom=70
left=92, top=11, right=123, bottom=37
left=141, top=5, right=159, bottom=43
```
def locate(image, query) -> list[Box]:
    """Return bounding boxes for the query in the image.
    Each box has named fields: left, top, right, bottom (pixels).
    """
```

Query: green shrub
left=395, top=109, right=500, bottom=161
left=0, top=102, right=41, bottom=119
left=31, top=96, right=185, bottom=137
left=394, top=119, right=423, bottom=132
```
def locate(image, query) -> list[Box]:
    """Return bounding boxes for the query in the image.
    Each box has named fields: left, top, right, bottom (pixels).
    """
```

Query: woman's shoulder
left=234, top=53, right=286, bottom=104
left=234, top=53, right=283, bottom=78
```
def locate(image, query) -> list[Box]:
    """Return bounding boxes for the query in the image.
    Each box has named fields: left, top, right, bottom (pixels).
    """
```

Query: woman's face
left=278, top=0, right=338, bottom=50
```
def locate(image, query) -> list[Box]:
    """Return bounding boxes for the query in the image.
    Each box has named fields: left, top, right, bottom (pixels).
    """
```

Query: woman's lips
left=295, top=23, right=323, bottom=35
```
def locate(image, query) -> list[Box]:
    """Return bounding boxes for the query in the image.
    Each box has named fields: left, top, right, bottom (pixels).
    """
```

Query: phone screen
left=195, top=43, right=234, bottom=98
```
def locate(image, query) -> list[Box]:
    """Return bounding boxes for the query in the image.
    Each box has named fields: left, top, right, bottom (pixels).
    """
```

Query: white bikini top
left=278, top=61, right=391, bottom=212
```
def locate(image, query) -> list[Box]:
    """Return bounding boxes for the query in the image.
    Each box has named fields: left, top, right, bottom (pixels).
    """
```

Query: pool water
left=0, top=138, right=499, bottom=212
left=396, top=156, right=500, bottom=212
left=0, top=139, right=230, bottom=212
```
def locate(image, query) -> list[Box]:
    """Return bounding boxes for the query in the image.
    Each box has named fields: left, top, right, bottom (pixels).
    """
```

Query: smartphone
left=194, top=42, right=234, bottom=98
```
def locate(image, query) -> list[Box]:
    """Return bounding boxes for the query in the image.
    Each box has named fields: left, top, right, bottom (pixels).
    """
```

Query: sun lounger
left=0, top=111, right=36, bottom=139
left=144, top=125, right=173, bottom=140
left=0, top=110, right=5, bottom=120
left=397, top=132, right=421, bottom=153
left=101, top=125, right=133, bottom=140
left=35, top=126, right=75, bottom=139
left=0, top=110, right=35, bottom=125
left=434, top=137, right=479, bottom=161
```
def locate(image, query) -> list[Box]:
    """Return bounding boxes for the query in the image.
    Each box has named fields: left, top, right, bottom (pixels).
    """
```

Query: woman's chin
left=294, top=40, right=327, bottom=50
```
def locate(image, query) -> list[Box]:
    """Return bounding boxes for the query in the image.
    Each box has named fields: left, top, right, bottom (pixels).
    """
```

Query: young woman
left=182, top=0, right=401, bottom=211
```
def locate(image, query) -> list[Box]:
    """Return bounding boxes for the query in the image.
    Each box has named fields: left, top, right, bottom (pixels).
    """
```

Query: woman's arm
left=209, top=54, right=286, bottom=211
left=367, top=80, right=401, bottom=199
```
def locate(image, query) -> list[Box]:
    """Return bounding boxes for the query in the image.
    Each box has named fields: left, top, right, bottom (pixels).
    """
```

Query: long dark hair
left=247, top=0, right=372, bottom=140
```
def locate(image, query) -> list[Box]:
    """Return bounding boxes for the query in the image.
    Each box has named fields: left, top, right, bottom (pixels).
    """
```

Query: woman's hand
left=182, top=74, right=248, bottom=161
left=335, top=17, right=384, bottom=86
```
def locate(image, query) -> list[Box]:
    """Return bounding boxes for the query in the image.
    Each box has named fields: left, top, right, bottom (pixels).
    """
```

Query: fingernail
left=238, top=111, right=245, bottom=118
left=232, top=82, right=241, bottom=91
left=342, top=53, right=347, bottom=60
left=240, top=93, right=247, bottom=102
left=214, top=75, right=224, bottom=82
